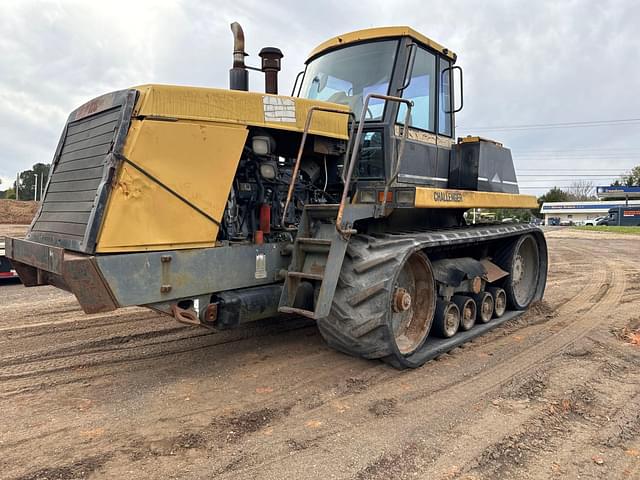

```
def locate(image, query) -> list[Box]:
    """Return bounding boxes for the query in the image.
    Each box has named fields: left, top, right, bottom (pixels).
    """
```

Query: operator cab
left=295, top=27, right=460, bottom=191
left=298, top=27, right=457, bottom=136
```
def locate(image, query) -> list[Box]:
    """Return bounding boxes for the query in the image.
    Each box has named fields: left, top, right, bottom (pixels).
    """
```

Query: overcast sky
left=1, top=0, right=639, bottom=195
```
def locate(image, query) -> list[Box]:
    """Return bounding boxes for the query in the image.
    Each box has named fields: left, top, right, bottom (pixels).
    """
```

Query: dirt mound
left=0, top=200, right=38, bottom=224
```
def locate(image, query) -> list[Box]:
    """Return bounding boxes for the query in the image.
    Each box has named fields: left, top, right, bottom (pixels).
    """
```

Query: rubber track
left=317, top=223, right=547, bottom=369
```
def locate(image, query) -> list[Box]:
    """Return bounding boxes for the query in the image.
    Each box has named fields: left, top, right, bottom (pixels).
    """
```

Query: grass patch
left=573, top=225, right=640, bottom=235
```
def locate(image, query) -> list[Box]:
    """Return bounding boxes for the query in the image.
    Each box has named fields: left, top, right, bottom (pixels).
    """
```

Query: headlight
left=259, top=161, right=277, bottom=180
left=252, top=135, right=274, bottom=156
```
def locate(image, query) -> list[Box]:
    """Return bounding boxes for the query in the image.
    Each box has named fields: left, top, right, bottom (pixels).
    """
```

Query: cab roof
left=306, top=26, right=457, bottom=63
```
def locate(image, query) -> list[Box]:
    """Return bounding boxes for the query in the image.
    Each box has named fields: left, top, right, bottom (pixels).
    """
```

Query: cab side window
left=438, top=59, right=453, bottom=136
left=397, top=47, right=436, bottom=131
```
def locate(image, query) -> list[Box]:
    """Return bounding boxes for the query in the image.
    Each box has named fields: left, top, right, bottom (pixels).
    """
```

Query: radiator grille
left=27, top=92, right=133, bottom=253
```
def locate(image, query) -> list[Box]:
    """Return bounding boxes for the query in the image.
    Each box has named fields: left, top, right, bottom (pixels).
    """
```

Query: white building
left=540, top=199, right=640, bottom=225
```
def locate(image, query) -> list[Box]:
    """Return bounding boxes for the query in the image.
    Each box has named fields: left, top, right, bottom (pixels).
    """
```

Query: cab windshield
left=299, top=40, right=398, bottom=120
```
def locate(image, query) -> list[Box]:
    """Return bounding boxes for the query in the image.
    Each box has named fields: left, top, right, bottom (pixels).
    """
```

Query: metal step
left=278, top=206, right=350, bottom=320
left=278, top=306, right=316, bottom=319
left=287, top=271, right=324, bottom=281
left=296, top=237, right=332, bottom=245
left=296, top=237, right=332, bottom=253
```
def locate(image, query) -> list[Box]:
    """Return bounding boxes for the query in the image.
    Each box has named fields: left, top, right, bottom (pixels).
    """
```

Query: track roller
left=452, top=295, right=476, bottom=331
left=472, top=291, right=494, bottom=324
left=487, top=286, right=506, bottom=318
left=433, top=299, right=460, bottom=338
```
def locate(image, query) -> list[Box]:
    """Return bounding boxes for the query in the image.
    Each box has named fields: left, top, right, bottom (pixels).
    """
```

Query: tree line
left=0, top=163, right=51, bottom=200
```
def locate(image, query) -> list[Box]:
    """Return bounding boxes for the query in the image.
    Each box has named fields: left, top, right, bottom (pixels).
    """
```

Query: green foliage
left=538, top=187, right=571, bottom=204
left=574, top=225, right=640, bottom=234
left=0, top=187, right=17, bottom=199
left=477, top=208, right=535, bottom=223
left=14, top=163, right=51, bottom=200
left=613, top=165, right=640, bottom=187
left=535, top=186, right=571, bottom=217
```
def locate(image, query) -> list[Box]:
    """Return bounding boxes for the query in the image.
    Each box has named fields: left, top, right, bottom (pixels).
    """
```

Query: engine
left=218, top=131, right=346, bottom=243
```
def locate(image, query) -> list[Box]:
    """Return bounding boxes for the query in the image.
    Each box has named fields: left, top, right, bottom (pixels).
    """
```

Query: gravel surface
left=0, top=228, right=639, bottom=479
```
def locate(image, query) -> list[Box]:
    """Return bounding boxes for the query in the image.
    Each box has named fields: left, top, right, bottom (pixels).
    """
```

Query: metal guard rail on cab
left=336, top=93, right=414, bottom=234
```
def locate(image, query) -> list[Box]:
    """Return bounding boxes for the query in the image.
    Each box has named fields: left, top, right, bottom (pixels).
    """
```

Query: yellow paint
left=458, top=136, right=503, bottom=147
left=307, top=26, right=457, bottom=62
left=96, top=120, right=248, bottom=252
left=414, top=187, right=538, bottom=209
left=134, top=84, right=349, bottom=140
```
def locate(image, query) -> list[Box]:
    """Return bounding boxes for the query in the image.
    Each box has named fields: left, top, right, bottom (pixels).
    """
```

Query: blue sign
left=597, top=186, right=640, bottom=194
left=540, top=203, right=618, bottom=211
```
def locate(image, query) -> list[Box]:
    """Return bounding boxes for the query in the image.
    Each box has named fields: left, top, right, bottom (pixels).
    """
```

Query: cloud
left=1, top=0, right=639, bottom=193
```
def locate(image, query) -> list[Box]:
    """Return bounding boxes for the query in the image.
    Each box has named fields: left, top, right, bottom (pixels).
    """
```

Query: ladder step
left=303, top=204, right=339, bottom=210
left=296, top=237, right=332, bottom=246
left=287, top=271, right=324, bottom=281
left=278, top=306, right=317, bottom=319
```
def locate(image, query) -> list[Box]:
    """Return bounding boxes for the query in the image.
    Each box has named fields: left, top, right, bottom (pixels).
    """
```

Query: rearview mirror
left=442, top=65, right=464, bottom=113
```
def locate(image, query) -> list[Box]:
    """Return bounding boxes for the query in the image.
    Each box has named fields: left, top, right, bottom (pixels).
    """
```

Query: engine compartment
left=218, top=130, right=347, bottom=243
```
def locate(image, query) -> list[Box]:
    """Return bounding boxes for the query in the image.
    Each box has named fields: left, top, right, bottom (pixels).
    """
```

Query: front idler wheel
left=496, top=234, right=541, bottom=310
left=433, top=299, right=460, bottom=338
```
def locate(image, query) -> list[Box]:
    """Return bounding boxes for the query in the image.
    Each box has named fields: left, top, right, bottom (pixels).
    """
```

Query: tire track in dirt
left=0, top=315, right=316, bottom=398
left=106, top=239, right=615, bottom=461
left=203, top=256, right=628, bottom=479
left=0, top=309, right=160, bottom=334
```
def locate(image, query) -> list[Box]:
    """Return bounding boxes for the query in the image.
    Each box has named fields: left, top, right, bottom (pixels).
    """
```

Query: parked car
left=584, top=216, right=605, bottom=226
left=0, top=240, right=19, bottom=280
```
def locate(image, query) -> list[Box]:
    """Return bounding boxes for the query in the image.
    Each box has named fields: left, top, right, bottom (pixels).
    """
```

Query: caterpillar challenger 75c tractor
left=5, top=24, right=547, bottom=368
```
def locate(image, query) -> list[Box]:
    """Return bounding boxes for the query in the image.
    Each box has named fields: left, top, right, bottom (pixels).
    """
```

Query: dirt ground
left=0, top=226, right=639, bottom=480
left=0, top=200, right=38, bottom=225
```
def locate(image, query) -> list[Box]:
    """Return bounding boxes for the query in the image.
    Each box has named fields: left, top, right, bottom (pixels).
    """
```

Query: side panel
left=414, top=187, right=538, bottom=209
left=397, top=138, right=451, bottom=186
left=95, top=243, right=288, bottom=307
left=450, top=140, right=519, bottom=194
left=96, top=121, right=248, bottom=252
left=134, top=85, right=349, bottom=140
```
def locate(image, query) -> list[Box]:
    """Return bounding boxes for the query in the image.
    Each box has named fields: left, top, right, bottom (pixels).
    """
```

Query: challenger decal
left=434, top=190, right=464, bottom=202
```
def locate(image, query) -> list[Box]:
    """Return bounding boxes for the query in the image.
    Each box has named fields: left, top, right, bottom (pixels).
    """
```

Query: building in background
left=541, top=186, right=640, bottom=225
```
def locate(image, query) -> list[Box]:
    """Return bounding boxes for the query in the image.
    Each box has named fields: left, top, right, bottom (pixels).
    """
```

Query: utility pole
left=16, top=172, right=19, bottom=201
left=33, top=173, right=38, bottom=202
left=40, top=172, right=44, bottom=200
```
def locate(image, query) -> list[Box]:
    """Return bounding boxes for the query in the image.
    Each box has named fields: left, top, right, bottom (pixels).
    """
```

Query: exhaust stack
left=229, top=22, right=248, bottom=91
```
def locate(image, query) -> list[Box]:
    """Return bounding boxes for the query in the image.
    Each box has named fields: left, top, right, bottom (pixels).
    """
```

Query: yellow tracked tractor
left=6, top=24, right=546, bottom=368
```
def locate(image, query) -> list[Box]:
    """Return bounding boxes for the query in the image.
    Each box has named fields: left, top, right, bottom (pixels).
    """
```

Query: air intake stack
left=259, top=47, right=283, bottom=94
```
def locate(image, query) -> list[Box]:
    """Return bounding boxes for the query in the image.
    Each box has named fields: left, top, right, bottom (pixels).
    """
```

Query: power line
left=518, top=174, right=622, bottom=177
left=514, top=147, right=640, bottom=152
left=517, top=169, right=630, bottom=172
left=518, top=186, right=612, bottom=190
left=457, top=117, right=640, bottom=132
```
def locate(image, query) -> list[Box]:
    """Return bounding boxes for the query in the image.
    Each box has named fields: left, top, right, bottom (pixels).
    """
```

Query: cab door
left=394, top=45, right=454, bottom=187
